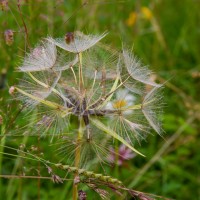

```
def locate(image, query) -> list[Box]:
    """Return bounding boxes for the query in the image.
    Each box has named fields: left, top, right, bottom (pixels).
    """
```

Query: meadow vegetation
left=0, top=0, right=199, bottom=199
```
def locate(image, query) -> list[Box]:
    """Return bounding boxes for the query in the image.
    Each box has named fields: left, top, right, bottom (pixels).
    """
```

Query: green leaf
left=90, top=118, right=145, bottom=157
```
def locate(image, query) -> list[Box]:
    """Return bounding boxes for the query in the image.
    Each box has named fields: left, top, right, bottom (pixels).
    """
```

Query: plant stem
left=114, top=139, right=119, bottom=176
left=0, top=124, right=5, bottom=197
left=78, top=53, right=84, bottom=92
left=73, top=117, right=84, bottom=200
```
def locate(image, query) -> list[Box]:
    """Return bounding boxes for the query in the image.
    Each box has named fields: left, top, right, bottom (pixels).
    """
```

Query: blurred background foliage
left=0, top=0, right=200, bottom=199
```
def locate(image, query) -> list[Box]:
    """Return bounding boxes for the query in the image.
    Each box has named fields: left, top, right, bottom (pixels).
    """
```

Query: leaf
left=90, top=118, right=145, bottom=157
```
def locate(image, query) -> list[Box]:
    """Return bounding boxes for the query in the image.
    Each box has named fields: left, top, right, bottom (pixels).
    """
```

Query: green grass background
left=0, top=0, right=200, bottom=199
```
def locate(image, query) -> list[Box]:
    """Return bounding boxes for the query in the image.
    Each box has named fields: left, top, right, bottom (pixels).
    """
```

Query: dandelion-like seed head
left=15, top=31, right=163, bottom=168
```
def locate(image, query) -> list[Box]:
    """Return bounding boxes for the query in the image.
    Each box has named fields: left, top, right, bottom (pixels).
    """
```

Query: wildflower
left=108, top=143, right=135, bottom=166
left=141, top=7, right=153, bottom=20
left=52, top=174, right=63, bottom=183
left=78, top=190, right=87, bottom=200
left=126, top=12, right=137, bottom=27
left=106, top=88, right=136, bottom=115
left=0, top=0, right=8, bottom=11
left=9, top=86, right=15, bottom=95
left=46, top=165, right=63, bottom=183
left=4, top=29, right=14, bottom=46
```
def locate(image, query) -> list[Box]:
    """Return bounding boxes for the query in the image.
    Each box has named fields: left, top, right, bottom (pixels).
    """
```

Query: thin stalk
left=128, top=116, right=195, bottom=188
left=70, top=67, right=78, bottom=85
left=0, top=124, right=5, bottom=197
left=78, top=53, right=84, bottom=92
left=6, top=109, right=37, bottom=200
left=37, top=136, right=41, bottom=200
left=73, top=117, right=84, bottom=200
left=114, top=139, right=119, bottom=177
left=17, top=178, right=22, bottom=200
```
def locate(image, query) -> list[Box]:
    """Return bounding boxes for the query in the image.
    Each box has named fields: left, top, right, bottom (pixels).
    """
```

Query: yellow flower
left=126, top=12, right=137, bottom=27
left=141, top=7, right=153, bottom=20
left=113, top=99, right=127, bottom=109
left=106, top=89, right=136, bottom=115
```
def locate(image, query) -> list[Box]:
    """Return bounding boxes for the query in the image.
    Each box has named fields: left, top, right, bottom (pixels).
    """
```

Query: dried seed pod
left=4, top=29, right=14, bottom=46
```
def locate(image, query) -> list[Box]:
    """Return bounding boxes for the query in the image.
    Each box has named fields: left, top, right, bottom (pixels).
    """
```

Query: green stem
left=73, top=117, right=84, bottom=200
left=0, top=124, right=5, bottom=197
left=114, top=139, right=119, bottom=176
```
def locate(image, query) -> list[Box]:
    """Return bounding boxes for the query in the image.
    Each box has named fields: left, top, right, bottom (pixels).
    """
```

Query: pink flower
left=9, top=86, right=15, bottom=95
left=0, top=0, right=8, bottom=11
left=4, top=29, right=14, bottom=46
left=108, top=143, right=135, bottom=166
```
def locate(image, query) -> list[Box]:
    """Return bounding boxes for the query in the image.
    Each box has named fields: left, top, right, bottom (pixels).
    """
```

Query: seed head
left=15, top=32, right=163, bottom=166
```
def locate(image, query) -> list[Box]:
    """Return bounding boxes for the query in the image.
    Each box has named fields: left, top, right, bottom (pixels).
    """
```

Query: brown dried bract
left=65, top=32, right=74, bottom=44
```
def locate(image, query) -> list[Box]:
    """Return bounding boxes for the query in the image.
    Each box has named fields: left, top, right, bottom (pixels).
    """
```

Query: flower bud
left=78, top=190, right=87, bottom=200
left=4, top=29, right=14, bottom=46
